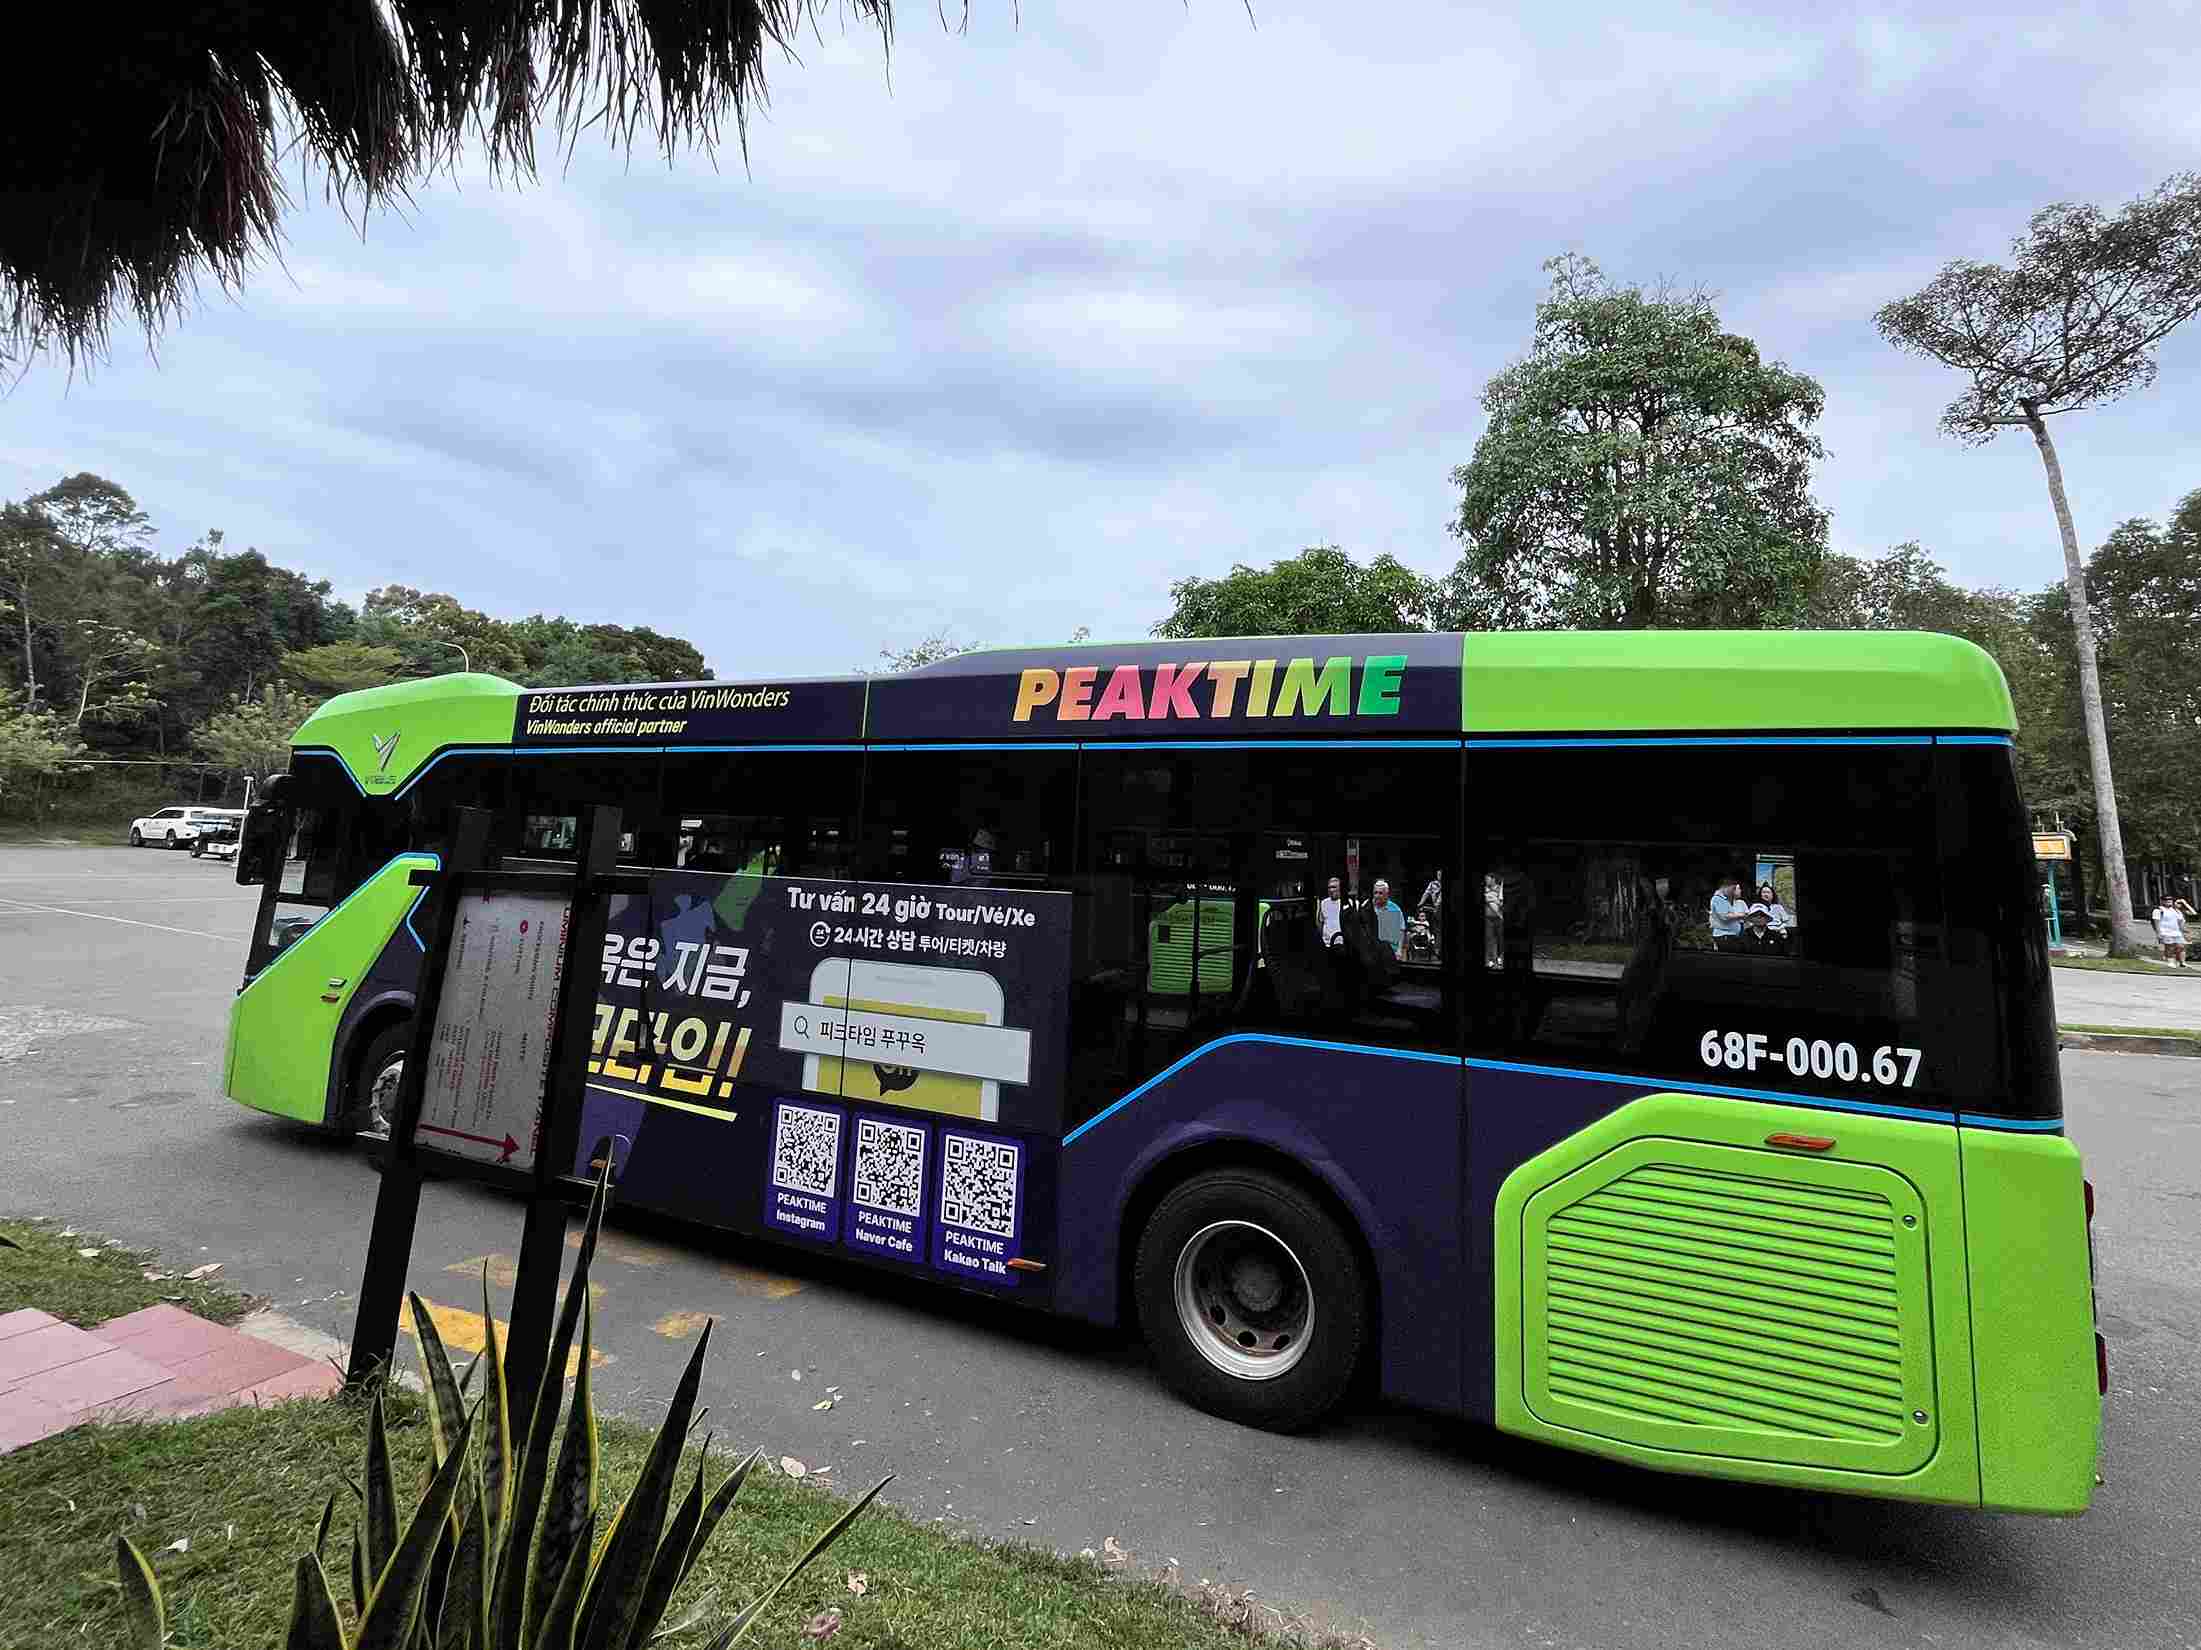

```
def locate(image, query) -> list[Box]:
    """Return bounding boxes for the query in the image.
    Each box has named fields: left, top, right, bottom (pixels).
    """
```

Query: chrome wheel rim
left=364, top=1056, right=404, bottom=1136
left=1173, top=1219, right=1313, bottom=1381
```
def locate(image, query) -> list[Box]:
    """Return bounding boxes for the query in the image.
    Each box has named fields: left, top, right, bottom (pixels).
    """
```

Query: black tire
left=1132, top=1166, right=1368, bottom=1432
left=190, top=836, right=205, bottom=858
left=341, top=1022, right=411, bottom=1137
left=164, top=830, right=179, bottom=849
left=129, top=827, right=143, bottom=846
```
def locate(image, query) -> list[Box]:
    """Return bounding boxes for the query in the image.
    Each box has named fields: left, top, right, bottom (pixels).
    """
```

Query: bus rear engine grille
left=1542, top=1164, right=1910, bottom=1444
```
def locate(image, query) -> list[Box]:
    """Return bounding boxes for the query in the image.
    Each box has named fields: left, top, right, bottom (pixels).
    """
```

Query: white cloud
left=6, top=2, right=2201, bottom=678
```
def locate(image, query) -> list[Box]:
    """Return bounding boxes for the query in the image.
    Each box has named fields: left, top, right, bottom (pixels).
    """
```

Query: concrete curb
left=2059, top=1030, right=2201, bottom=1058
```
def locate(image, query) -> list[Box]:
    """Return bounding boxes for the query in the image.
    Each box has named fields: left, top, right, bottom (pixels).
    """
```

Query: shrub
left=115, top=1171, right=885, bottom=1648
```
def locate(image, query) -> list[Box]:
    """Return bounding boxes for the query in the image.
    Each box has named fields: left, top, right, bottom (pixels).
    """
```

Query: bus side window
left=1468, top=744, right=1951, bottom=1096
left=1068, top=747, right=1459, bottom=1130
left=658, top=751, right=861, bottom=877
left=861, top=750, right=1076, bottom=889
left=506, top=755, right=668, bottom=865
left=403, top=756, right=507, bottom=861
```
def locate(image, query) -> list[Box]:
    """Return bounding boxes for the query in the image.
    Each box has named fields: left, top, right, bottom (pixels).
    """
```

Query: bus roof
left=292, top=630, right=2015, bottom=793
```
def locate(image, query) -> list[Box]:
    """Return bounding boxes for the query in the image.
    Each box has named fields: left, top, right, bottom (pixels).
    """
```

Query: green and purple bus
left=224, top=629, right=2103, bottom=1512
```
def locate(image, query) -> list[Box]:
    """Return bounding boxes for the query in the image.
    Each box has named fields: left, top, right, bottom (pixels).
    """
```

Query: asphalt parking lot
left=3, top=844, right=2197, bottom=1650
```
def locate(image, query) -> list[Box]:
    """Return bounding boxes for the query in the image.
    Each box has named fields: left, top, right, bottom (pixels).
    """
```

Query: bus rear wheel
left=1133, top=1167, right=1367, bottom=1432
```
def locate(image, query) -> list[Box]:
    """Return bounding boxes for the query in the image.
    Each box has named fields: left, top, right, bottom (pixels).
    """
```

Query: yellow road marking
left=399, top=1298, right=609, bottom=1375
left=446, top=1254, right=606, bottom=1304
left=564, top=1230, right=803, bottom=1297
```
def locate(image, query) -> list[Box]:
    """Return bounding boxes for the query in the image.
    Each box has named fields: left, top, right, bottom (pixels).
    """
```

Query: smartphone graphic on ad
left=801, top=959, right=1006, bottom=1121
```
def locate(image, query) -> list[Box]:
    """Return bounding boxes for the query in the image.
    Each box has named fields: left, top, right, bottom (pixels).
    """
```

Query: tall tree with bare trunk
left=1877, top=173, right=2201, bottom=955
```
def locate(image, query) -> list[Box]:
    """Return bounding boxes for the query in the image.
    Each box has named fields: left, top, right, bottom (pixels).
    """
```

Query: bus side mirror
left=236, top=805, right=286, bottom=887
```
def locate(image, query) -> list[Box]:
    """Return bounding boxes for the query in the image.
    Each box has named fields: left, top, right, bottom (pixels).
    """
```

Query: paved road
left=3, top=846, right=2196, bottom=1650
left=2049, top=966, right=2201, bottom=1032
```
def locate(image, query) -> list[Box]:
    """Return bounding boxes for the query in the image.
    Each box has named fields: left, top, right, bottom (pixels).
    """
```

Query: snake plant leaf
left=437, top=1475, right=491, bottom=1650
left=365, top=1390, right=399, bottom=1580
left=284, top=1554, right=346, bottom=1650
left=576, top=1325, right=714, bottom=1650
left=481, top=1264, right=514, bottom=1544
left=494, top=1164, right=610, bottom=1650
left=354, top=1410, right=478, bottom=1650
left=573, top=1332, right=709, bottom=1650
left=352, top=1523, right=368, bottom=1620
left=677, top=1450, right=763, bottom=1594
left=531, top=1293, right=601, bottom=1639
left=419, top=1497, right=462, bottom=1650
left=314, top=1491, right=339, bottom=1565
left=626, top=1445, right=709, bottom=1650
left=114, top=1534, right=164, bottom=1650
left=533, top=1513, right=598, bottom=1650
left=410, top=1291, right=465, bottom=1471
left=704, top=1476, right=894, bottom=1648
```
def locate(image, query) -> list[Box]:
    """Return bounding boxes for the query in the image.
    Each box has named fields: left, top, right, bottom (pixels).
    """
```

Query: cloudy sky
left=6, top=4, right=2200, bottom=677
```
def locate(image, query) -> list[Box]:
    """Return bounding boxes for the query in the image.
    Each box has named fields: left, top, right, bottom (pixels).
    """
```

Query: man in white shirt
left=1318, top=876, right=1345, bottom=947
left=1709, top=877, right=1750, bottom=952
left=1370, top=879, right=1406, bottom=959
left=2152, top=897, right=2188, bottom=966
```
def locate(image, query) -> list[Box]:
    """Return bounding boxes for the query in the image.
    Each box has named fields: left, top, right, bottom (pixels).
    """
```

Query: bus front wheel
left=342, top=1023, right=409, bottom=1138
left=1133, top=1167, right=1367, bottom=1432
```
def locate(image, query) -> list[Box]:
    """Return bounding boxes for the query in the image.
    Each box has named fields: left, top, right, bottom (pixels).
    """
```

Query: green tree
left=1445, top=254, right=1830, bottom=631
left=0, top=473, right=153, bottom=711
left=0, top=695, right=83, bottom=810
left=2057, top=494, right=2201, bottom=864
left=1153, top=545, right=1435, bottom=639
left=65, top=619, right=162, bottom=729
left=194, top=685, right=318, bottom=779
left=358, top=586, right=527, bottom=676
left=1876, top=173, right=2201, bottom=951
left=284, top=641, right=409, bottom=698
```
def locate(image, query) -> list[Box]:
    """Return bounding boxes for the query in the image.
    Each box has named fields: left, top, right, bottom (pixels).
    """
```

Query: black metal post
left=346, top=808, right=496, bottom=1390
left=501, top=804, right=624, bottom=1428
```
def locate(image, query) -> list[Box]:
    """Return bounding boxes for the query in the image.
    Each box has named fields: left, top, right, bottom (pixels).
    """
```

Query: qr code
left=772, top=1105, right=842, bottom=1197
left=940, top=1134, right=1018, bottom=1238
left=852, top=1118, right=925, bottom=1216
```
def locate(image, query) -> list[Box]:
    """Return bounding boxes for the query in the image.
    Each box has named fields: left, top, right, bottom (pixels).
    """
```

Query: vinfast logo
left=1011, top=654, right=1408, bottom=724
left=371, top=730, right=401, bottom=772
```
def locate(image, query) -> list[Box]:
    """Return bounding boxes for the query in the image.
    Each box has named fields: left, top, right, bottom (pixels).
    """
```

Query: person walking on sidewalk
left=2152, top=895, right=2189, bottom=967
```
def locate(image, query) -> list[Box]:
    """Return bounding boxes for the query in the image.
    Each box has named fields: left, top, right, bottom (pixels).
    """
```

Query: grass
left=0, top=1216, right=256, bottom=1328
left=0, top=1393, right=1366, bottom=1650
left=2053, top=955, right=2201, bottom=978
left=2061, top=1022, right=2201, bottom=1042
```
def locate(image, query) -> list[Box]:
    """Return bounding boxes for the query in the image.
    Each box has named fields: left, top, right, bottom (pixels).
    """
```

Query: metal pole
left=346, top=807, right=495, bottom=1390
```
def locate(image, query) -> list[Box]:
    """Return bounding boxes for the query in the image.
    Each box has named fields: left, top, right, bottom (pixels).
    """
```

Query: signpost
left=347, top=803, right=644, bottom=1424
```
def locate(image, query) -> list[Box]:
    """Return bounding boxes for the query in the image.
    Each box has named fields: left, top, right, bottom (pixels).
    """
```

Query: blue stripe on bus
left=1060, top=1033, right=1457, bottom=1145
left=1464, top=735, right=1934, bottom=749
left=403, top=852, right=442, bottom=950
left=867, top=742, right=1079, bottom=752
left=1937, top=734, right=2015, bottom=746
left=1057, top=1032, right=2089, bottom=1142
